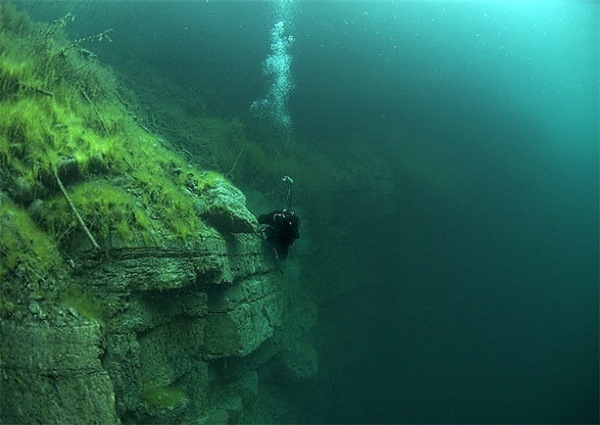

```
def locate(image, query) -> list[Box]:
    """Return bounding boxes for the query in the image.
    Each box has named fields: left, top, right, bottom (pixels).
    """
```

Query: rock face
left=0, top=187, right=317, bottom=425
left=0, top=5, right=317, bottom=422
left=0, top=320, right=119, bottom=424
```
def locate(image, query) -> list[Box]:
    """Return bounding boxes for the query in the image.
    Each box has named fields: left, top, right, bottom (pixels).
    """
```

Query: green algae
left=0, top=194, right=62, bottom=283
left=142, top=383, right=190, bottom=413
left=60, top=286, right=105, bottom=322
left=0, top=2, right=238, bottom=323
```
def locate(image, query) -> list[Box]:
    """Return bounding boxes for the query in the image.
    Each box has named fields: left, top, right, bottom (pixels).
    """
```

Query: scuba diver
left=258, top=175, right=301, bottom=260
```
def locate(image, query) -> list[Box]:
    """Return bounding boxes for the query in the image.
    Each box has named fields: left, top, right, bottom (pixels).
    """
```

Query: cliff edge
left=0, top=4, right=316, bottom=423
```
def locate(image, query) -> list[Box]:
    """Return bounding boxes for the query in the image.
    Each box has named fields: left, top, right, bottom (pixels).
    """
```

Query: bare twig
left=53, top=167, right=100, bottom=251
left=81, top=88, right=109, bottom=134
left=61, top=28, right=113, bottom=54
left=29, top=86, right=54, bottom=97
left=226, top=144, right=245, bottom=179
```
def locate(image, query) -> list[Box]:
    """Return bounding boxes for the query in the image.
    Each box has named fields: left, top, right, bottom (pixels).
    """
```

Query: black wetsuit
left=258, top=209, right=300, bottom=260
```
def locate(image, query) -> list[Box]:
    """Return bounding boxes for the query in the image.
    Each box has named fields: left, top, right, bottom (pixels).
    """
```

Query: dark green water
left=23, top=1, right=599, bottom=423
left=294, top=3, right=599, bottom=423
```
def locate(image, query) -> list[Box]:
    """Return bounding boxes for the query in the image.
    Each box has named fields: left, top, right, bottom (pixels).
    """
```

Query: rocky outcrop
left=0, top=186, right=317, bottom=425
left=0, top=4, right=318, bottom=422
left=0, top=320, right=119, bottom=424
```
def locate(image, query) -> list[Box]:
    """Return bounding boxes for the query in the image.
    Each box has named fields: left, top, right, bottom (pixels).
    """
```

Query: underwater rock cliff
left=0, top=4, right=316, bottom=424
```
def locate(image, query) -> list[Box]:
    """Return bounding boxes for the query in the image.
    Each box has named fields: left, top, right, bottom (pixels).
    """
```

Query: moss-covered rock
left=199, top=175, right=258, bottom=234
left=0, top=3, right=318, bottom=424
left=0, top=320, right=120, bottom=424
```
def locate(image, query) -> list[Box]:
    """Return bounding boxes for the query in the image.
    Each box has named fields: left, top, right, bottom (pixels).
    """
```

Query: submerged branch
left=81, top=88, right=109, bottom=134
left=53, top=167, right=100, bottom=251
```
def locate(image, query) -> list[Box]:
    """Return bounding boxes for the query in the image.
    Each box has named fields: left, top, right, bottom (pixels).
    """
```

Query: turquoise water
left=300, top=3, right=599, bottom=423
left=23, top=1, right=599, bottom=423
left=304, top=3, right=599, bottom=423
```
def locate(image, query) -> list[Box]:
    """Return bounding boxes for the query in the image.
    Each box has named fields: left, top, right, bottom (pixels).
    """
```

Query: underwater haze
left=23, top=0, right=599, bottom=423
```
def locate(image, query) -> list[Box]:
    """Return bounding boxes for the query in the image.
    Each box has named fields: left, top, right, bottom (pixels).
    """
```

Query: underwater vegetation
left=142, top=382, right=190, bottom=414
left=0, top=2, right=231, bottom=318
left=0, top=0, right=383, bottom=315
left=0, top=3, right=397, bottom=423
left=0, top=3, right=391, bottom=425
